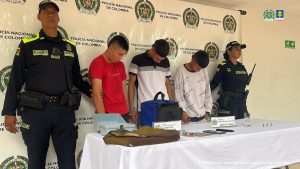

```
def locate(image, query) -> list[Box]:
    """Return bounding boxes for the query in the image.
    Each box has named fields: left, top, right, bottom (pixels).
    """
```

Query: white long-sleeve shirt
left=174, top=65, right=213, bottom=118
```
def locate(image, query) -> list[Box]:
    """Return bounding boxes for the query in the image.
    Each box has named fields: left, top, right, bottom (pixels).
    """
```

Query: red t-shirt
left=89, top=55, right=128, bottom=115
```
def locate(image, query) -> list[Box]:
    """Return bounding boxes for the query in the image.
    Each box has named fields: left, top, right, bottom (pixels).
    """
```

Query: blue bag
left=140, top=92, right=182, bottom=126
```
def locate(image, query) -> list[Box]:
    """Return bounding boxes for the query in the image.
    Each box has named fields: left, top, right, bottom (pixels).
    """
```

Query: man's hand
left=182, top=112, right=190, bottom=124
left=205, top=112, right=210, bottom=121
left=129, top=109, right=138, bottom=123
left=4, top=115, right=18, bottom=134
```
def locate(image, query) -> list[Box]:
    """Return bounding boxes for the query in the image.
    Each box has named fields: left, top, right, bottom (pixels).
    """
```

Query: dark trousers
left=20, top=103, right=78, bottom=169
left=219, top=97, right=248, bottom=119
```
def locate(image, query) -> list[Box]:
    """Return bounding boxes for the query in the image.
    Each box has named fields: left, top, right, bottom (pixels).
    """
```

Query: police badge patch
left=183, top=8, right=200, bottom=28
left=204, top=42, right=219, bottom=62
left=135, top=0, right=155, bottom=22
left=263, top=9, right=275, bottom=22
left=164, top=38, right=178, bottom=60
left=223, top=15, right=237, bottom=33
left=0, top=66, right=12, bottom=93
left=75, top=0, right=101, bottom=14
left=0, top=155, right=28, bottom=169
left=66, top=43, right=72, bottom=51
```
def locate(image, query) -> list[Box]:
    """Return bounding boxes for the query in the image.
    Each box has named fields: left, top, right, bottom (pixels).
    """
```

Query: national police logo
left=211, top=119, right=218, bottom=126
left=0, top=66, right=12, bottom=93
left=80, top=68, right=90, bottom=83
left=58, top=26, right=69, bottom=39
left=135, top=0, right=155, bottom=22
left=223, top=15, right=237, bottom=33
left=204, top=42, right=219, bottom=61
left=75, top=0, right=100, bottom=14
left=164, top=38, right=178, bottom=60
left=183, top=8, right=199, bottom=28
left=153, top=124, right=162, bottom=129
left=6, top=0, right=26, bottom=4
left=107, top=32, right=129, bottom=46
left=0, top=155, right=28, bottom=169
left=263, top=9, right=275, bottom=21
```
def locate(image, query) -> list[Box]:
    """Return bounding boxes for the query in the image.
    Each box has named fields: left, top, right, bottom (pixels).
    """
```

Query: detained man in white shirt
left=174, top=50, right=213, bottom=123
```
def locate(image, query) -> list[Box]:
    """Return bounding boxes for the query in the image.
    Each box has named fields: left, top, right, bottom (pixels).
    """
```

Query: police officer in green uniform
left=2, top=1, right=91, bottom=169
left=210, top=41, right=251, bottom=119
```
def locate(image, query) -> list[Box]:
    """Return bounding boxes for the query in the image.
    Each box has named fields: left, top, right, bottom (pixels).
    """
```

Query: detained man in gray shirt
left=174, top=50, right=213, bottom=123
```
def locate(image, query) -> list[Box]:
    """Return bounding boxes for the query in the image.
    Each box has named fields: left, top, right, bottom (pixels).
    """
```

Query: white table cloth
left=80, top=119, right=300, bottom=169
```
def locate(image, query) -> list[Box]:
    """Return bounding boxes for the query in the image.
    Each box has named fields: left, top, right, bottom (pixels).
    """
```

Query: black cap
left=226, top=41, right=246, bottom=51
left=152, top=39, right=170, bottom=58
left=39, top=0, right=59, bottom=12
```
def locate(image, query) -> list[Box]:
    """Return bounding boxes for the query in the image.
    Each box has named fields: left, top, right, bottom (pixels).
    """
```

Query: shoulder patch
left=64, top=38, right=76, bottom=46
left=22, top=33, right=39, bottom=44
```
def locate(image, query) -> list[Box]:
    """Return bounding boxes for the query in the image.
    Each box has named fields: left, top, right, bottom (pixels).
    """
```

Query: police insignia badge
left=204, top=42, right=219, bottom=62
left=66, top=43, right=72, bottom=51
left=51, top=47, right=61, bottom=59
left=223, top=15, right=237, bottom=33
left=0, top=66, right=12, bottom=93
left=135, top=0, right=155, bottom=22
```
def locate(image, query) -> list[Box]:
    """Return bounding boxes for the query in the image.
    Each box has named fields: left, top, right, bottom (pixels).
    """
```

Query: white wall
left=234, top=0, right=300, bottom=122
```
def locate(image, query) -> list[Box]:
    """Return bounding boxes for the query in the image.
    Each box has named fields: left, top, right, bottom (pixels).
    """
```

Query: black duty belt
left=44, top=95, right=62, bottom=104
left=223, top=91, right=246, bottom=98
left=43, top=93, right=69, bottom=105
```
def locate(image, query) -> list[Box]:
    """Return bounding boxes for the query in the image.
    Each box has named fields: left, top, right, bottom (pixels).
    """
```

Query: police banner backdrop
left=0, top=0, right=241, bottom=168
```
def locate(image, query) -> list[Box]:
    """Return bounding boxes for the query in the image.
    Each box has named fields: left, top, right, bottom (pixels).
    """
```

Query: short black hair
left=108, top=35, right=129, bottom=51
left=152, top=39, right=170, bottom=58
left=193, top=50, right=209, bottom=68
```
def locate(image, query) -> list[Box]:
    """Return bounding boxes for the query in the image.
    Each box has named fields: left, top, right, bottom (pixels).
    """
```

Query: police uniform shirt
left=210, top=60, right=249, bottom=92
left=1, top=30, right=91, bottom=116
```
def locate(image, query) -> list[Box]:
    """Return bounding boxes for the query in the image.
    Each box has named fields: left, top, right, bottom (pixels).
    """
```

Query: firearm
left=247, top=63, right=256, bottom=85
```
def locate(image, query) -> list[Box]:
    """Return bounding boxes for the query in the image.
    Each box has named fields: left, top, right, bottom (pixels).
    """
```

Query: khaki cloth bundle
left=103, top=126, right=180, bottom=147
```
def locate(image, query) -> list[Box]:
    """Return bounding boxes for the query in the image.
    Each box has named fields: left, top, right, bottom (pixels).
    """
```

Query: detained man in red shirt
left=89, top=36, right=130, bottom=121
